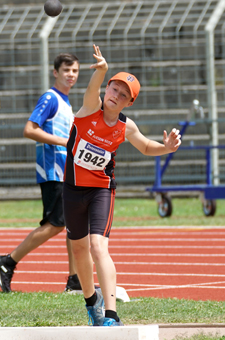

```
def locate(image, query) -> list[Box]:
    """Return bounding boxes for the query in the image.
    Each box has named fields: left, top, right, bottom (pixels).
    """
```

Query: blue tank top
left=29, top=88, right=74, bottom=183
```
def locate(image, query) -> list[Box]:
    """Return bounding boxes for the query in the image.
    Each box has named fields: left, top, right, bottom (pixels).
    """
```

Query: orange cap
left=108, top=72, right=140, bottom=102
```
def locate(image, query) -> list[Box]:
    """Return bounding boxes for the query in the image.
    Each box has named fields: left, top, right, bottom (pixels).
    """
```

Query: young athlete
left=63, top=44, right=181, bottom=326
left=0, top=52, right=82, bottom=293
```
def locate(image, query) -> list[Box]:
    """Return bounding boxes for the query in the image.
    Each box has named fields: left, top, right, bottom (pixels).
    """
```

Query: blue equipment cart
left=146, top=121, right=225, bottom=217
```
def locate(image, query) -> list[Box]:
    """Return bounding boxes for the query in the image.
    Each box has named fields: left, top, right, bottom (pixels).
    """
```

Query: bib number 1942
left=78, top=149, right=105, bottom=167
left=74, top=139, right=111, bottom=171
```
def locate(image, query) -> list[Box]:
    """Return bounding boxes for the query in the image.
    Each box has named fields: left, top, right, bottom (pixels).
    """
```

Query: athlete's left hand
left=163, top=128, right=181, bottom=152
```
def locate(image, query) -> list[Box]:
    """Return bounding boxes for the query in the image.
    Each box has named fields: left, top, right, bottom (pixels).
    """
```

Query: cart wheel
left=202, top=199, right=216, bottom=217
left=158, top=194, right=172, bottom=218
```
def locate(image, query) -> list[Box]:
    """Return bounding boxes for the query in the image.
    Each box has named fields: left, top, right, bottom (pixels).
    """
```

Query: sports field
left=1, top=198, right=225, bottom=330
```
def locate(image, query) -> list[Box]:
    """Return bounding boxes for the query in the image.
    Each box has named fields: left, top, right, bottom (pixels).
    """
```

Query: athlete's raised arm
left=76, top=45, right=108, bottom=118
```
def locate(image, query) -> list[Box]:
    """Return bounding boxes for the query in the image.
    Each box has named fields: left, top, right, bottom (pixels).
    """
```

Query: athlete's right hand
left=90, top=44, right=108, bottom=72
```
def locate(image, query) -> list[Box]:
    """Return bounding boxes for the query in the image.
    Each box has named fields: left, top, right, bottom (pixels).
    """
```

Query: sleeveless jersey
left=33, top=89, right=74, bottom=183
left=64, top=109, right=127, bottom=189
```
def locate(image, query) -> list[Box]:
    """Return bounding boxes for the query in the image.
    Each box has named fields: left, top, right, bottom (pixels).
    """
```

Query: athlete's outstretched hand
left=163, top=128, right=181, bottom=153
left=90, top=44, right=108, bottom=72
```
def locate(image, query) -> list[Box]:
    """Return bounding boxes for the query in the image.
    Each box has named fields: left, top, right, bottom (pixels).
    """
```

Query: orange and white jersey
left=64, top=108, right=126, bottom=189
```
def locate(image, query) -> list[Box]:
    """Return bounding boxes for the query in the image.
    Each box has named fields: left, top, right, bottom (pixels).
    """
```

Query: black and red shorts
left=63, top=183, right=115, bottom=240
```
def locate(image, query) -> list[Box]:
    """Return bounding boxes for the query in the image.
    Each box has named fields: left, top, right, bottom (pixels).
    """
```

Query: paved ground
left=159, top=324, right=225, bottom=340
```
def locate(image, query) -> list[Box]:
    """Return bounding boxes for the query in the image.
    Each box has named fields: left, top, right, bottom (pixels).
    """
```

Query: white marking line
left=11, top=280, right=225, bottom=293
left=110, top=238, right=225, bottom=241
left=2, top=237, right=225, bottom=242
left=2, top=231, right=225, bottom=236
left=126, top=285, right=225, bottom=292
left=117, top=272, right=225, bottom=277
left=19, top=260, right=225, bottom=266
left=110, top=245, right=225, bottom=249
left=123, top=280, right=225, bottom=292
left=14, top=270, right=225, bottom=277
left=112, top=253, right=225, bottom=257
left=13, top=281, right=70, bottom=285
left=112, top=231, right=225, bottom=236
left=14, top=252, right=225, bottom=257
left=119, top=281, right=225, bottom=288
left=115, top=262, right=225, bottom=266
left=2, top=245, right=225, bottom=249
left=12, top=280, right=225, bottom=288
left=1, top=226, right=225, bottom=231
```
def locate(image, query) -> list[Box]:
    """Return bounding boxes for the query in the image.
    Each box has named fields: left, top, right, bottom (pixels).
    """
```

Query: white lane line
left=2, top=237, right=225, bottom=242
left=110, top=245, right=225, bottom=249
left=13, top=280, right=225, bottom=287
left=13, top=280, right=225, bottom=288
left=118, top=238, right=225, bottom=242
left=2, top=245, right=225, bottom=249
left=15, top=252, right=225, bottom=257
left=11, top=283, right=225, bottom=291
left=126, top=286, right=225, bottom=292
left=124, top=280, right=225, bottom=292
left=19, top=260, right=225, bottom=266
left=115, top=261, right=225, bottom=266
left=112, top=253, right=225, bottom=257
left=2, top=230, right=225, bottom=236
left=116, top=272, right=225, bottom=277
left=14, top=270, right=225, bottom=277
left=1, top=226, right=225, bottom=231
left=111, top=232, right=225, bottom=236
left=11, top=280, right=225, bottom=292
left=118, top=280, right=225, bottom=287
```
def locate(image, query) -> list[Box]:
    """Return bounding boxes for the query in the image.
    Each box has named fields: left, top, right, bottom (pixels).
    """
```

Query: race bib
left=74, top=138, right=111, bottom=171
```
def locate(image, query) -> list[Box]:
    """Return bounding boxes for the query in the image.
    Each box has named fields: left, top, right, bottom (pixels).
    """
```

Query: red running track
left=1, top=226, right=225, bottom=301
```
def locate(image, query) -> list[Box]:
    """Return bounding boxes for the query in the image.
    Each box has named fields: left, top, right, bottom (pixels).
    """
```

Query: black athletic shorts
left=63, top=183, right=115, bottom=240
left=40, top=181, right=65, bottom=227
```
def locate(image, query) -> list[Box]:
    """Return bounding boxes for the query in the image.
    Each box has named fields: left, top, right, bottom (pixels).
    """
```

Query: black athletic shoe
left=64, top=274, right=82, bottom=292
left=0, top=255, right=16, bottom=293
left=64, top=274, right=100, bottom=294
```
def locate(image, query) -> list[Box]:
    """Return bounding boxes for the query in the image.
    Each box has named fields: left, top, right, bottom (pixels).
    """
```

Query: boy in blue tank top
left=0, top=52, right=82, bottom=293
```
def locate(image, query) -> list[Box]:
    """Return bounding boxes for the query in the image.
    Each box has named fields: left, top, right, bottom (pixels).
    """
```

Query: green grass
left=1, top=197, right=225, bottom=228
left=173, top=335, right=225, bottom=340
left=0, top=197, right=225, bottom=334
left=0, top=292, right=225, bottom=327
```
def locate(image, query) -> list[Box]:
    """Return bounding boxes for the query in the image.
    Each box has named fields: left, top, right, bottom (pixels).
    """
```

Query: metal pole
left=39, top=16, right=58, bottom=93
left=205, top=0, right=225, bottom=185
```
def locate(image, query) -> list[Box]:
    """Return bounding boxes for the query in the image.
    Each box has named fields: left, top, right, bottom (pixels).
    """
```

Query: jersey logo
left=87, top=129, right=94, bottom=136
left=92, top=121, right=97, bottom=126
left=113, top=129, right=122, bottom=139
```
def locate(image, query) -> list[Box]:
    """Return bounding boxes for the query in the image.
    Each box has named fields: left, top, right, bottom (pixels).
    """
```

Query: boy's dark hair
left=54, top=53, right=79, bottom=71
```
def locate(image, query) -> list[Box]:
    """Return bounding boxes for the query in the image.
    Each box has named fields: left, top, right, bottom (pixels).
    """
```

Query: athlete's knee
left=71, top=237, right=90, bottom=258
left=90, top=236, right=108, bottom=261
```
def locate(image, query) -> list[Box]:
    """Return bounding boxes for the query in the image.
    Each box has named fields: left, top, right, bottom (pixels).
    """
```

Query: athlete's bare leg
left=66, top=236, right=77, bottom=276
left=90, top=234, right=116, bottom=311
left=10, top=222, right=64, bottom=263
left=70, top=235, right=95, bottom=298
